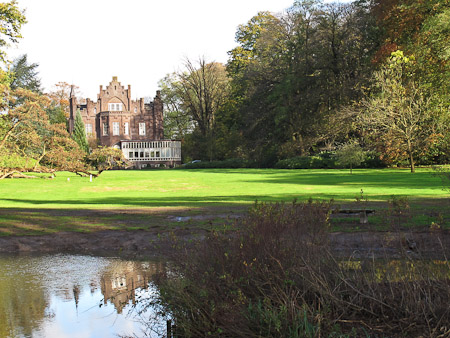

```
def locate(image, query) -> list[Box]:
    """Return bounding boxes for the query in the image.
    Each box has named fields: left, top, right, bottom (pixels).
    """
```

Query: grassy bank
left=0, top=168, right=449, bottom=235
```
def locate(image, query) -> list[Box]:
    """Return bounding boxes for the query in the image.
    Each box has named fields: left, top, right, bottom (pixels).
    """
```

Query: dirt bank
left=1, top=227, right=449, bottom=259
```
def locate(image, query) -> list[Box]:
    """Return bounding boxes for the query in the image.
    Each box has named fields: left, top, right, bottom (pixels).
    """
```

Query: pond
left=0, top=254, right=164, bottom=338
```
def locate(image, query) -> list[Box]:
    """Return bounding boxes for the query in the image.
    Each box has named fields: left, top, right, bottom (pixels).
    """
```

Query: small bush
left=179, top=158, right=258, bottom=169
left=275, top=152, right=337, bottom=169
left=275, top=151, right=386, bottom=169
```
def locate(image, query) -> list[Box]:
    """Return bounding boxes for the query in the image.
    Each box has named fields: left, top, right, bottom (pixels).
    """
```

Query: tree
left=87, top=147, right=127, bottom=176
left=46, top=104, right=67, bottom=125
left=47, top=82, right=80, bottom=116
left=10, top=54, right=41, bottom=93
left=360, top=51, right=433, bottom=173
left=72, top=109, right=89, bottom=153
left=335, top=139, right=365, bottom=174
left=0, top=88, right=86, bottom=178
left=0, top=0, right=26, bottom=63
left=158, top=73, right=193, bottom=140
left=176, top=58, right=230, bottom=161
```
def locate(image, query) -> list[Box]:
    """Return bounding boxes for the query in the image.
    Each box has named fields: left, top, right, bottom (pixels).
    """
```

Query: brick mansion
left=68, top=77, right=181, bottom=168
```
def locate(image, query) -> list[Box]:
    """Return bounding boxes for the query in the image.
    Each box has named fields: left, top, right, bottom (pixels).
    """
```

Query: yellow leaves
left=0, top=0, right=27, bottom=63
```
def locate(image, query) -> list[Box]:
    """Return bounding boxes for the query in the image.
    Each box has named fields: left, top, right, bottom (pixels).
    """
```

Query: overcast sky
left=7, top=0, right=352, bottom=100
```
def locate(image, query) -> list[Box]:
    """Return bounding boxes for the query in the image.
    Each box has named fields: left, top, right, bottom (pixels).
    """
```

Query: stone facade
left=69, top=77, right=181, bottom=167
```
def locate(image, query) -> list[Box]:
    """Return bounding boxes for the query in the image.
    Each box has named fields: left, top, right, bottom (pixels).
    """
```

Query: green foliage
left=159, top=59, right=231, bottom=161
left=10, top=54, right=41, bottom=93
left=158, top=73, right=193, bottom=139
left=275, top=151, right=384, bottom=169
left=335, top=140, right=366, bottom=174
left=223, top=1, right=378, bottom=165
left=0, top=150, right=36, bottom=170
left=275, top=153, right=337, bottom=169
left=180, top=158, right=257, bottom=169
left=72, top=110, right=89, bottom=153
left=46, top=105, right=67, bottom=125
left=360, top=50, right=434, bottom=173
left=87, top=146, right=127, bottom=172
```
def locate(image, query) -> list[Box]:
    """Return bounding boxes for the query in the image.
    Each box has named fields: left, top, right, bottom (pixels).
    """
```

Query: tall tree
left=10, top=54, right=41, bottom=93
left=72, top=110, right=89, bottom=153
left=360, top=51, right=434, bottom=173
left=225, top=1, right=378, bottom=164
left=177, top=58, right=230, bottom=160
left=158, top=73, right=193, bottom=140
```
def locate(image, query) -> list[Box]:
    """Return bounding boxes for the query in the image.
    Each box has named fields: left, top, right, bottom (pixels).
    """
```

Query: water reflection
left=101, top=261, right=163, bottom=314
left=0, top=254, right=163, bottom=338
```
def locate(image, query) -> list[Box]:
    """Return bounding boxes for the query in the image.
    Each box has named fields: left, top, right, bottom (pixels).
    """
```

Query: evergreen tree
left=72, top=110, right=89, bottom=153
left=10, top=54, right=41, bottom=93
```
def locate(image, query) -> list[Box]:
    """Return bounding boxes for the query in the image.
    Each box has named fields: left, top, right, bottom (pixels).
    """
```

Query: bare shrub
left=152, top=201, right=450, bottom=338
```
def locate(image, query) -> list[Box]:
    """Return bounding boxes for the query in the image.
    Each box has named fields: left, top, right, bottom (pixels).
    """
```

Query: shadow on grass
left=239, top=170, right=443, bottom=189
left=0, top=205, right=248, bottom=236
left=0, top=193, right=351, bottom=208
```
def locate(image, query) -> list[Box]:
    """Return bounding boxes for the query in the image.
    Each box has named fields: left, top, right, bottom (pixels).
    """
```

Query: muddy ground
left=0, top=207, right=449, bottom=259
left=1, top=224, right=450, bottom=260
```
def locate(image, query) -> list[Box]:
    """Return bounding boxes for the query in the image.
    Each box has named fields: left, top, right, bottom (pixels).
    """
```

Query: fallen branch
left=0, top=170, right=37, bottom=179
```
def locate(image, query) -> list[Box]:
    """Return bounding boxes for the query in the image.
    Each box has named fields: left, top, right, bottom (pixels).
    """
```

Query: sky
left=7, top=0, right=352, bottom=101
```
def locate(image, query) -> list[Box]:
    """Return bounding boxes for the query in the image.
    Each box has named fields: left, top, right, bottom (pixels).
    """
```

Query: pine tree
left=72, top=110, right=89, bottom=153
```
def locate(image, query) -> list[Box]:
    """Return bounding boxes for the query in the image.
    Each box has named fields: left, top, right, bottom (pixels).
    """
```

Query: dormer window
left=108, top=103, right=123, bottom=111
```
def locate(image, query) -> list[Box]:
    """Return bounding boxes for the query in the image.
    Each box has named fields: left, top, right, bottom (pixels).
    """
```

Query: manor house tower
left=69, top=77, right=181, bottom=167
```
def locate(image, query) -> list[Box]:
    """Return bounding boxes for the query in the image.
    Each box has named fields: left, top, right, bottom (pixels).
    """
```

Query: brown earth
left=1, top=224, right=450, bottom=260
left=1, top=207, right=449, bottom=259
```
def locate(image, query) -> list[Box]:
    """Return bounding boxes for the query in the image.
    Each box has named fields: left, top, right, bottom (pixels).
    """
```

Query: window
left=112, top=122, right=119, bottom=136
left=134, top=107, right=137, bottom=113
left=85, top=123, right=93, bottom=136
left=108, top=103, right=123, bottom=111
left=102, top=122, right=108, bottom=136
left=124, top=122, right=129, bottom=135
left=139, top=122, right=146, bottom=135
left=94, top=108, right=97, bottom=114
left=129, top=152, right=133, bottom=158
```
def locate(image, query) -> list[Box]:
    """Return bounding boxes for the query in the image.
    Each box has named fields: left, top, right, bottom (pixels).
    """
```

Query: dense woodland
left=163, top=0, right=450, bottom=172
left=1, top=0, right=450, bottom=176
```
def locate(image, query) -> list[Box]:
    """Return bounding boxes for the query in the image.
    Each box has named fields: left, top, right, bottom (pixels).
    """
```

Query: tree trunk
left=407, top=139, right=415, bottom=173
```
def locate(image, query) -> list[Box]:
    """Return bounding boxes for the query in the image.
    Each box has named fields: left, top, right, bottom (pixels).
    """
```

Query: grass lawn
left=1, top=168, right=449, bottom=235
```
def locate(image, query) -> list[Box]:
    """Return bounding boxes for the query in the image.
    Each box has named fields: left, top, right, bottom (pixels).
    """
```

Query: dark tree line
left=163, top=0, right=450, bottom=171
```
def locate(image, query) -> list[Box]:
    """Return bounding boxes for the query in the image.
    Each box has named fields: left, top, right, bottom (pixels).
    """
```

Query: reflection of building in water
left=101, top=261, right=163, bottom=314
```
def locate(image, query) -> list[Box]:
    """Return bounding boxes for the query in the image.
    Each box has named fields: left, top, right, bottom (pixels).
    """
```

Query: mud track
left=1, top=227, right=450, bottom=260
